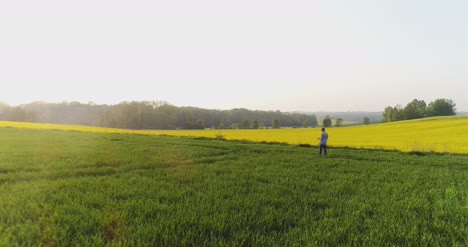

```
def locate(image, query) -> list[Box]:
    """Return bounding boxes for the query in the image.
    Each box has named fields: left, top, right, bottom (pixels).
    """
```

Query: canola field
left=1, top=116, right=467, bottom=154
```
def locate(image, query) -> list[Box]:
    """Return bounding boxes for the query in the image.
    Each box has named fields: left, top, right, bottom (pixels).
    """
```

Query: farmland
left=149, top=116, right=468, bottom=154
left=0, top=127, right=468, bottom=245
left=2, top=115, right=468, bottom=154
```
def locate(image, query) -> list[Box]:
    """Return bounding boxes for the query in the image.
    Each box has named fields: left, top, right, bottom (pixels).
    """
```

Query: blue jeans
left=319, top=144, right=327, bottom=155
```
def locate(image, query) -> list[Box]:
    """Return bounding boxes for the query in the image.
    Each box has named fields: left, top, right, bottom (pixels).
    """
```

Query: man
left=318, top=128, right=328, bottom=155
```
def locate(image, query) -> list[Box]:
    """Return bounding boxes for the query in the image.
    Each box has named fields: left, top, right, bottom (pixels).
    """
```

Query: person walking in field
left=318, top=128, right=328, bottom=155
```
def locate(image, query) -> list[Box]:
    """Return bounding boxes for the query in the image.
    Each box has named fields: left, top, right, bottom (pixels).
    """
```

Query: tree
left=272, top=119, right=280, bottom=129
left=252, top=119, right=260, bottom=129
left=195, top=119, right=205, bottom=129
left=302, top=119, right=309, bottom=128
left=403, top=99, right=427, bottom=120
left=393, top=106, right=405, bottom=121
left=310, top=114, right=318, bottom=127
left=335, top=118, right=343, bottom=127
left=428, top=98, right=456, bottom=116
left=382, top=105, right=404, bottom=122
left=322, top=115, right=332, bottom=127
left=3, top=107, right=35, bottom=122
left=382, top=106, right=393, bottom=122
left=240, top=119, right=251, bottom=129
left=363, top=116, right=370, bottom=125
left=383, top=98, right=456, bottom=123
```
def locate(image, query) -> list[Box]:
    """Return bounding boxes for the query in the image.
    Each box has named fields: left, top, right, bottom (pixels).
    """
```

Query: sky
left=0, top=0, right=467, bottom=112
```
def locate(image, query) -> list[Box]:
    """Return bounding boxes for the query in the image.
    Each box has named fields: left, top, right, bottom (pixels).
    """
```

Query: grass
left=1, top=115, right=468, bottom=154
left=1, top=127, right=468, bottom=245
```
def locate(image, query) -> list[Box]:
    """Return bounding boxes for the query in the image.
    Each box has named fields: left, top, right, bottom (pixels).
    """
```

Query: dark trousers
left=319, top=144, right=327, bottom=155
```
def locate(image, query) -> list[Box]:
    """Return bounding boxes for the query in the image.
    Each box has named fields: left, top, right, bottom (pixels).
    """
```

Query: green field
left=1, top=127, right=468, bottom=245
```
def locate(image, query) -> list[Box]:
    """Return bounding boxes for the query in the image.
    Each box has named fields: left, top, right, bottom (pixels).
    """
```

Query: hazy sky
left=1, top=0, right=467, bottom=112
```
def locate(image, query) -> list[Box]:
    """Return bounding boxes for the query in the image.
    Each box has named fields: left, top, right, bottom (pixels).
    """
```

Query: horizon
left=1, top=1, right=467, bottom=112
left=2, top=100, right=468, bottom=116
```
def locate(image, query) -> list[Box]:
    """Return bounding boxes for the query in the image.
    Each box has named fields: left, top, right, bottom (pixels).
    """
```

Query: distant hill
left=0, top=101, right=320, bottom=130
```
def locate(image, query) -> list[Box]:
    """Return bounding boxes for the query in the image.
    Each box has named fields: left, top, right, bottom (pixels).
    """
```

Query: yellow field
left=1, top=116, right=468, bottom=154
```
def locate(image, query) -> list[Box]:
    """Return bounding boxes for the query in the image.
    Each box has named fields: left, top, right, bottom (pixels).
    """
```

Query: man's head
left=321, top=128, right=325, bottom=132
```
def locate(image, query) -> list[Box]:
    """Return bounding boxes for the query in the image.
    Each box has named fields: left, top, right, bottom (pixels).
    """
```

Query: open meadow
left=1, top=126, right=468, bottom=245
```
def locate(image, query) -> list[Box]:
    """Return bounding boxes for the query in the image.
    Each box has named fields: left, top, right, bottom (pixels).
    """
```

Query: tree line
left=0, top=101, right=320, bottom=130
left=382, top=98, right=456, bottom=122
